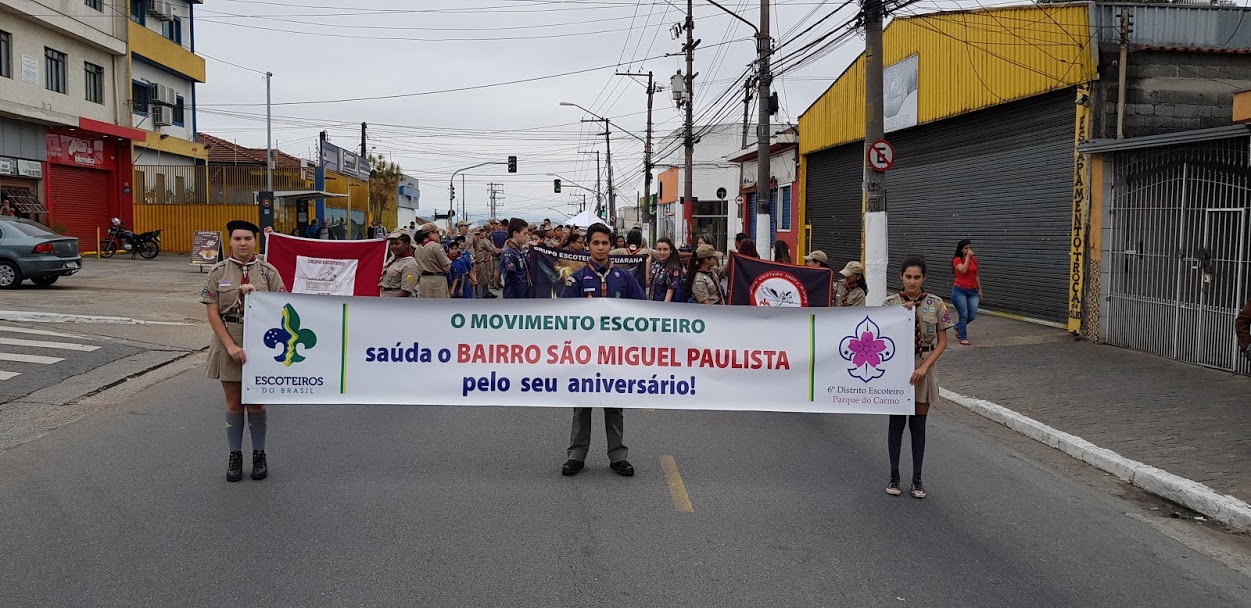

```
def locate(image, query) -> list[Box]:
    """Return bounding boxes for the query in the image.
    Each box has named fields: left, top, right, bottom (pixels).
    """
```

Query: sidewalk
left=940, top=314, right=1251, bottom=505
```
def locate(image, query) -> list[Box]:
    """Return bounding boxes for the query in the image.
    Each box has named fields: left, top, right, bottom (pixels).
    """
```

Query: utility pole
left=604, top=121, right=615, bottom=229
left=617, top=70, right=659, bottom=245
left=863, top=0, right=888, bottom=306
left=265, top=72, right=273, bottom=192
left=754, top=0, right=773, bottom=260
left=580, top=150, right=602, bottom=216
left=683, top=0, right=696, bottom=246
left=742, top=77, right=753, bottom=149
left=358, top=121, right=367, bottom=237
left=1116, top=8, right=1131, bottom=140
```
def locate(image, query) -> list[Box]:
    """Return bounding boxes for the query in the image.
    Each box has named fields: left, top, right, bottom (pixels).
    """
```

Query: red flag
left=264, top=233, right=387, bottom=296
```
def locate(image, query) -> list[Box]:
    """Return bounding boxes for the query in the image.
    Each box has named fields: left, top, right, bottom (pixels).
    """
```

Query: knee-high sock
left=909, top=414, right=927, bottom=480
left=248, top=410, right=267, bottom=452
left=887, top=415, right=907, bottom=477
left=226, top=412, right=245, bottom=452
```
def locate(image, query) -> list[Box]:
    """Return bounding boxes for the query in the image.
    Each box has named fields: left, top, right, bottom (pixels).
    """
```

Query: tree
left=367, top=154, right=403, bottom=225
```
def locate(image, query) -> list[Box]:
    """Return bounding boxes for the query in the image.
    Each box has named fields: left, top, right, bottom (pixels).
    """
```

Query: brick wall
left=1094, top=50, right=1251, bottom=140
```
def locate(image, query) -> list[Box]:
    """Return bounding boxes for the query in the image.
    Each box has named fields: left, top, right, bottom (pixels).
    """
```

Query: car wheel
left=31, top=276, right=58, bottom=288
left=0, top=261, right=22, bottom=289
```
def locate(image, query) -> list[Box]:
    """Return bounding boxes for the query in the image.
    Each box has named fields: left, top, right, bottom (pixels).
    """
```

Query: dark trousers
left=567, top=408, right=627, bottom=463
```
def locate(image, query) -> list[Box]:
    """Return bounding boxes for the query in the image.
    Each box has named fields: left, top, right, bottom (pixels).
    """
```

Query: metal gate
left=1105, top=138, right=1251, bottom=374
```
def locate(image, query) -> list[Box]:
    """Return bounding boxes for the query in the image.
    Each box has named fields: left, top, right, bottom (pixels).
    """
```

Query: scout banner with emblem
left=528, top=245, right=648, bottom=299
left=727, top=254, right=835, bottom=307
left=264, top=233, right=387, bottom=297
left=241, top=292, right=915, bottom=414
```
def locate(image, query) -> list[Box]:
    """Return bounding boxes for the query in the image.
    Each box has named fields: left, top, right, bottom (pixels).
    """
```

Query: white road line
left=0, top=337, right=101, bottom=352
left=0, top=371, right=20, bottom=380
left=0, top=352, right=64, bottom=364
left=0, top=325, right=96, bottom=340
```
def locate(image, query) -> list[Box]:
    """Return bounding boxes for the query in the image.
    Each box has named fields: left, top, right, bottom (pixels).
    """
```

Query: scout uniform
left=200, top=255, right=285, bottom=382
left=882, top=291, right=954, bottom=411
left=378, top=229, right=420, bottom=297
left=558, top=258, right=645, bottom=475
left=414, top=223, right=452, bottom=299
left=474, top=231, right=494, bottom=297
left=838, top=261, right=866, bottom=307
left=500, top=239, right=531, bottom=299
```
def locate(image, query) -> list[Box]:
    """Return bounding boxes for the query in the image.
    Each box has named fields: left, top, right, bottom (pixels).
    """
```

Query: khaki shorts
left=417, top=275, right=449, bottom=299
left=206, top=322, right=245, bottom=382
left=914, top=353, right=940, bottom=411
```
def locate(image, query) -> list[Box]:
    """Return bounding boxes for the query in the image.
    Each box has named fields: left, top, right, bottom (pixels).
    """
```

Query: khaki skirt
left=914, top=354, right=940, bottom=414
left=206, top=322, right=246, bottom=382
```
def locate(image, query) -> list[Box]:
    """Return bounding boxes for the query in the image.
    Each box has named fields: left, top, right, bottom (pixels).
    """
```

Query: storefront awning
left=273, top=190, right=349, bottom=199
left=78, top=118, right=148, bottom=141
left=1, top=188, right=48, bottom=214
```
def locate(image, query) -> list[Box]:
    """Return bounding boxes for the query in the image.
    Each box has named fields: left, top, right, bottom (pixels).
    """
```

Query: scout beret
left=226, top=220, right=261, bottom=235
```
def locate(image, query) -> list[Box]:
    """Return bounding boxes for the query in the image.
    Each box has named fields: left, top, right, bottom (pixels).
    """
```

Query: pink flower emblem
left=839, top=317, right=897, bottom=382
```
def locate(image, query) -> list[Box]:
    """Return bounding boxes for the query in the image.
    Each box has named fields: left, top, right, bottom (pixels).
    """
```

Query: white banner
left=293, top=255, right=359, bottom=295
left=242, top=293, right=916, bottom=414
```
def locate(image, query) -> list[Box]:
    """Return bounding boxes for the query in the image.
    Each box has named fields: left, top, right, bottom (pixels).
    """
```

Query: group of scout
left=376, top=222, right=456, bottom=299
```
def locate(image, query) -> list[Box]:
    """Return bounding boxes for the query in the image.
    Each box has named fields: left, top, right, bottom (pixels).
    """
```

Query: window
left=173, top=95, right=185, bottom=126
left=132, top=80, right=149, bottom=114
left=163, top=17, right=182, bottom=45
left=45, top=48, right=67, bottom=94
left=84, top=62, right=104, bottom=104
left=0, top=31, right=10, bottom=79
left=779, top=185, right=792, bottom=232
left=85, top=0, right=102, bottom=11
left=130, top=0, right=145, bottom=25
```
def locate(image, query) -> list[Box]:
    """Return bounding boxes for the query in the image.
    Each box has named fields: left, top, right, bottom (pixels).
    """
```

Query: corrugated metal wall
left=1094, top=5, right=1251, bottom=49
left=805, top=91, right=1075, bottom=321
left=798, top=4, right=1096, bottom=156
left=133, top=204, right=258, bottom=253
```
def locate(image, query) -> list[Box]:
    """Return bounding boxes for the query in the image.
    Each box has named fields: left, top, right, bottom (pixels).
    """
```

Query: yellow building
left=127, top=0, right=208, bottom=168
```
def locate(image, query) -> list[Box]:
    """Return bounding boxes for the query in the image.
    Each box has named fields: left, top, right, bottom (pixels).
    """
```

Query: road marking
left=0, top=310, right=189, bottom=326
left=0, top=325, right=95, bottom=340
left=0, top=371, right=20, bottom=380
left=0, top=352, right=65, bottom=364
left=659, top=455, right=694, bottom=513
left=0, top=337, right=101, bottom=352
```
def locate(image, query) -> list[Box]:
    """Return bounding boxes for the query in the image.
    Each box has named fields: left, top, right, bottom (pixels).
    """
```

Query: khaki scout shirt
left=199, top=258, right=286, bottom=317
left=882, top=292, right=954, bottom=352
left=379, top=255, right=420, bottom=296
left=691, top=270, right=722, bottom=304
left=415, top=240, right=451, bottom=275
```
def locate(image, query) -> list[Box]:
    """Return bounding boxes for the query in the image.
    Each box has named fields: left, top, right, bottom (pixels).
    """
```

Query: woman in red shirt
left=951, top=239, right=981, bottom=345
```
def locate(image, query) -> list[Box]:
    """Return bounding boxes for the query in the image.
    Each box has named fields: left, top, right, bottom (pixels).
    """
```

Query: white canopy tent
left=564, top=208, right=604, bottom=229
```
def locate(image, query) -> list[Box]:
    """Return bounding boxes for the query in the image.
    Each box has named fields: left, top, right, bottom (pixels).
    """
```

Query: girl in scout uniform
left=838, top=261, right=868, bottom=307
left=881, top=254, right=952, bottom=499
left=201, top=220, right=287, bottom=483
left=648, top=237, right=684, bottom=303
left=683, top=244, right=723, bottom=305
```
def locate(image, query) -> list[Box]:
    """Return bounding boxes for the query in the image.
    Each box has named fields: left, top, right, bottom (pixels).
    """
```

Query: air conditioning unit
left=153, top=106, right=173, bottom=127
left=154, top=84, right=177, bottom=106
left=147, top=0, right=172, bottom=21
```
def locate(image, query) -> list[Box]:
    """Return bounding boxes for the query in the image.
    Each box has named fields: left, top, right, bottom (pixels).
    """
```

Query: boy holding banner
left=557, top=223, right=646, bottom=478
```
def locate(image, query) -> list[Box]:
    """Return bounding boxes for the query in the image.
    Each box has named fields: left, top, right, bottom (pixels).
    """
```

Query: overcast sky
left=195, top=0, right=970, bottom=224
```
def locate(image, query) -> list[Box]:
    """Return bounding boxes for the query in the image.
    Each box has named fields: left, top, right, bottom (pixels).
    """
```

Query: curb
left=941, top=388, right=1251, bottom=532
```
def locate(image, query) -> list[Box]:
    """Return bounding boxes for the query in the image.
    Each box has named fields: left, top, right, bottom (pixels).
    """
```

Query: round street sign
left=868, top=139, right=894, bottom=172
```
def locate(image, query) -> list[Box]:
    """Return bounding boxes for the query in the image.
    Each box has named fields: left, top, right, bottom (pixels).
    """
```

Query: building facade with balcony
left=0, top=0, right=148, bottom=247
left=127, top=0, right=206, bottom=175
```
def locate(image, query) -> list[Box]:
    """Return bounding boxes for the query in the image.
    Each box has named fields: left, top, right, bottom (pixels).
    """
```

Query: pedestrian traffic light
left=554, top=178, right=562, bottom=193
left=507, top=156, right=517, bottom=173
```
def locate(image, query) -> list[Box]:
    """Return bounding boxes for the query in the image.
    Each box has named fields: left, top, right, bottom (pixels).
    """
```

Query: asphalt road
left=0, top=323, right=145, bottom=404
left=1, top=369, right=1248, bottom=608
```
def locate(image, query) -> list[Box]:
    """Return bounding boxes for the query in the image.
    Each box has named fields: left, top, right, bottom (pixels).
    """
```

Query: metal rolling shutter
left=803, top=90, right=1073, bottom=321
left=49, top=165, right=109, bottom=246
left=804, top=142, right=864, bottom=270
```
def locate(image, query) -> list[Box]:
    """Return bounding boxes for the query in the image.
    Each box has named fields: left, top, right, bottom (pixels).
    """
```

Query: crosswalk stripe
left=0, top=352, right=64, bottom=364
left=0, top=337, right=101, bottom=352
left=0, top=325, right=95, bottom=340
left=0, top=371, right=20, bottom=380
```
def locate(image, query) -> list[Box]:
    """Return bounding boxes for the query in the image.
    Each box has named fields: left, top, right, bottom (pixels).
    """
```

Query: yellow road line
left=659, top=455, right=694, bottom=513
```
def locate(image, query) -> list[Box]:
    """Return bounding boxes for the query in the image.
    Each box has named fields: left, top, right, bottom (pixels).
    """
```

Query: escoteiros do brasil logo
left=263, top=304, right=318, bottom=367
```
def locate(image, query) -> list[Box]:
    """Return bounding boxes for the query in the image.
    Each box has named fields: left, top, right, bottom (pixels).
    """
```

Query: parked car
left=0, top=216, right=82, bottom=289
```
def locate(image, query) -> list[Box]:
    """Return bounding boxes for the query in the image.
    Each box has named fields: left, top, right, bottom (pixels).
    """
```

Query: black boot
left=251, top=450, right=268, bottom=480
left=226, top=451, right=243, bottom=482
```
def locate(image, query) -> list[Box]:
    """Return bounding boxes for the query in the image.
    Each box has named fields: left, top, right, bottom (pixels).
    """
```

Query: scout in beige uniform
left=838, top=260, right=867, bottom=307
left=881, top=254, right=952, bottom=499
left=200, top=220, right=286, bottom=482
left=684, top=244, right=723, bottom=304
left=414, top=222, right=452, bottom=299
left=378, top=229, right=420, bottom=297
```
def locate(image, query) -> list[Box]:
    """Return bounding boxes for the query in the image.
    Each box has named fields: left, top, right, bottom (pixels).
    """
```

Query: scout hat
left=226, top=220, right=261, bottom=235
left=803, top=250, right=828, bottom=264
left=839, top=260, right=864, bottom=277
left=456, top=220, right=470, bottom=227
left=419, top=223, right=440, bottom=234
left=386, top=229, right=411, bottom=240
left=696, top=244, right=718, bottom=259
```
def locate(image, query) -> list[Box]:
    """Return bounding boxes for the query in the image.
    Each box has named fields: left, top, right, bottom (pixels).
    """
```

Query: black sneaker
left=561, top=459, right=584, bottom=476
left=910, top=480, right=927, bottom=499
left=250, top=450, right=268, bottom=480
left=227, top=451, right=243, bottom=482
left=610, top=460, right=635, bottom=477
left=885, top=476, right=901, bottom=496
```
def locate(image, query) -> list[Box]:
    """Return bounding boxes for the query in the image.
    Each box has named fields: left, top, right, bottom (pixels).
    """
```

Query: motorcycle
left=100, top=224, right=162, bottom=259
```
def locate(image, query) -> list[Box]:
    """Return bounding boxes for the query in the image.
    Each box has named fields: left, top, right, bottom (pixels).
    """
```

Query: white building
left=654, top=123, right=749, bottom=250
left=127, top=0, right=207, bottom=168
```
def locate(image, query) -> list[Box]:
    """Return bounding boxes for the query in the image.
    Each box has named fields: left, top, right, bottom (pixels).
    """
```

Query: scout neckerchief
left=900, top=290, right=928, bottom=354
left=589, top=260, right=612, bottom=298
left=505, top=240, right=531, bottom=286
left=224, top=256, right=259, bottom=314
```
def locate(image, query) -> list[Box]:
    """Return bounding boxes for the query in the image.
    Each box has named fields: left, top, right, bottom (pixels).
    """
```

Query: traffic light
left=450, top=184, right=455, bottom=198
left=507, top=155, right=517, bottom=173
left=553, top=178, right=562, bottom=193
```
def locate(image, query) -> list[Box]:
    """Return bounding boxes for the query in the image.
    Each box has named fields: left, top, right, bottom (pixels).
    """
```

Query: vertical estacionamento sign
left=242, top=293, right=916, bottom=414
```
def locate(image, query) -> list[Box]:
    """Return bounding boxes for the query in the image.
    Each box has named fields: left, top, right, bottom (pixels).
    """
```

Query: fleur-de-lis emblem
left=838, top=316, right=897, bottom=382
left=263, top=304, right=318, bottom=367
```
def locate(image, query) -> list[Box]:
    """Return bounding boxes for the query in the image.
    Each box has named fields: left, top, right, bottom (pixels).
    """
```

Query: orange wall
left=657, top=167, right=679, bottom=205
left=133, top=204, right=258, bottom=253
left=1235, top=90, right=1251, bottom=124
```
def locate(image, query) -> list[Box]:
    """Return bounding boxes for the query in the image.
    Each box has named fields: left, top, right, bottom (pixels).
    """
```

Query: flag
left=264, top=233, right=388, bottom=296
left=528, top=245, right=649, bottom=299
left=727, top=253, right=834, bottom=307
